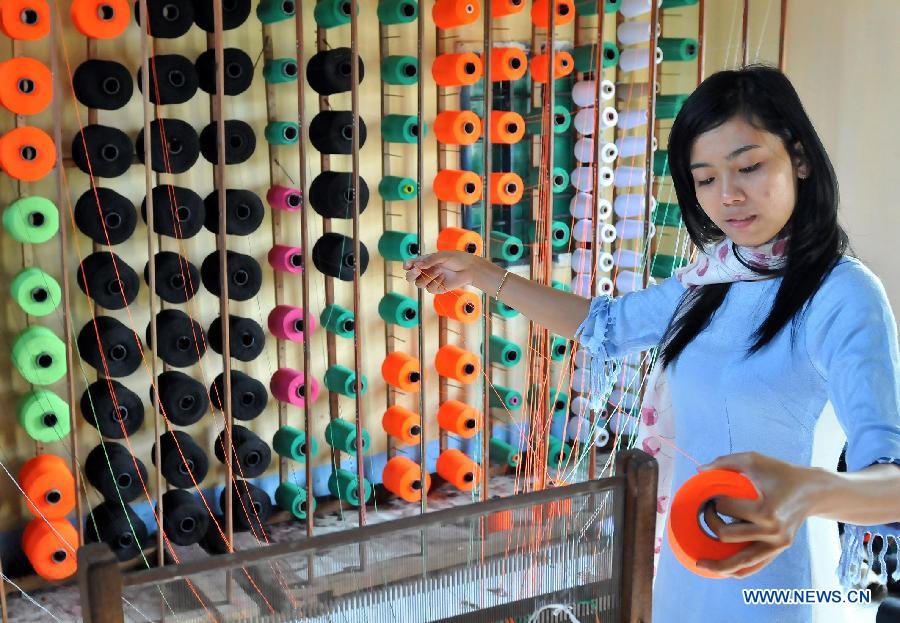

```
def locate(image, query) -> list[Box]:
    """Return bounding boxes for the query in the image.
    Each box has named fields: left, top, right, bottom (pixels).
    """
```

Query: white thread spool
left=613, top=247, right=643, bottom=269
left=571, top=366, right=591, bottom=393
left=620, top=0, right=663, bottom=19
left=573, top=106, right=618, bottom=134
left=617, top=20, right=660, bottom=45
left=619, top=47, right=663, bottom=73
left=598, top=251, right=615, bottom=272
left=600, top=223, right=617, bottom=244
left=598, top=276, right=614, bottom=294
left=571, top=79, right=616, bottom=107
left=614, top=193, right=657, bottom=218
left=573, top=137, right=619, bottom=164
left=571, top=249, right=616, bottom=274
left=614, top=165, right=647, bottom=189
left=617, top=109, right=649, bottom=130
left=573, top=349, right=591, bottom=369
left=568, top=193, right=612, bottom=220
left=610, top=388, right=641, bottom=411
left=616, top=219, right=655, bottom=240
left=569, top=396, right=594, bottom=417
left=572, top=219, right=592, bottom=243
left=616, top=134, right=658, bottom=157
left=616, top=270, right=645, bottom=293
left=566, top=416, right=610, bottom=446
left=570, top=166, right=614, bottom=192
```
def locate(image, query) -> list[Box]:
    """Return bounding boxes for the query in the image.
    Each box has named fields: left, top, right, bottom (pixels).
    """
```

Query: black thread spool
left=198, top=514, right=229, bottom=554
left=84, top=442, right=148, bottom=503
left=207, top=315, right=265, bottom=362
left=210, top=370, right=268, bottom=421
left=195, top=48, right=253, bottom=95
left=74, top=186, right=137, bottom=246
left=135, top=118, right=200, bottom=174
left=151, top=370, right=209, bottom=426
left=220, top=479, right=272, bottom=532
left=153, top=429, right=209, bottom=488
left=144, top=251, right=199, bottom=304
left=145, top=309, right=207, bottom=368
left=214, top=425, right=271, bottom=478
left=137, top=54, right=198, bottom=105
left=80, top=378, right=144, bottom=439
left=77, top=316, right=143, bottom=377
left=76, top=251, right=140, bottom=310
left=308, top=171, right=370, bottom=219
left=199, top=119, right=256, bottom=164
left=203, top=189, right=263, bottom=236
left=305, top=47, right=365, bottom=96
left=72, top=60, right=133, bottom=110
left=192, top=0, right=251, bottom=31
left=308, top=111, right=367, bottom=155
left=159, top=489, right=209, bottom=546
left=312, top=232, right=370, bottom=281
left=85, top=501, right=148, bottom=562
left=141, top=184, right=205, bottom=239
left=199, top=250, right=262, bottom=301
left=71, top=124, right=134, bottom=178
left=134, top=0, right=194, bottom=38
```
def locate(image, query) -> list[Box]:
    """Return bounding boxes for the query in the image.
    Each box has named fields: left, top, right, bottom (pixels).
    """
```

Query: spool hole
left=509, top=57, right=522, bottom=69
left=176, top=336, right=192, bottom=351
left=558, top=3, right=570, bottom=15
left=463, top=122, right=475, bottom=134
left=21, top=8, right=39, bottom=24
left=290, top=253, right=303, bottom=267
left=241, top=332, right=256, bottom=347
left=409, top=124, right=419, bottom=137
left=241, top=391, right=256, bottom=406
left=340, top=1, right=350, bottom=15
left=554, top=113, right=565, bottom=126
left=295, top=385, right=305, bottom=398
left=246, top=451, right=261, bottom=467
left=403, top=308, right=416, bottom=320
left=401, top=2, right=415, bottom=16
left=176, top=205, right=191, bottom=222
left=343, top=319, right=354, bottom=332
left=408, top=371, right=420, bottom=383
left=340, top=125, right=353, bottom=141
left=463, top=363, right=475, bottom=375
left=116, top=473, right=132, bottom=489
left=465, top=418, right=476, bottom=430
left=117, top=533, right=134, bottom=549
left=282, top=0, right=294, bottom=13
left=344, top=253, right=356, bottom=267
left=508, top=244, right=520, bottom=255
left=106, top=279, right=123, bottom=294
left=229, top=134, right=244, bottom=149
left=116, top=406, right=129, bottom=422
left=464, top=182, right=476, bottom=195
left=179, top=517, right=196, bottom=533
left=411, top=480, right=422, bottom=491
left=463, top=62, right=476, bottom=75
left=236, top=203, right=252, bottom=219
left=407, top=242, right=419, bottom=255
left=28, top=211, right=45, bottom=227
left=45, top=489, right=61, bottom=504
left=464, top=242, right=477, bottom=253
left=20, top=145, right=37, bottom=161
left=284, top=62, right=298, bottom=76
left=554, top=400, right=565, bottom=411
left=233, top=269, right=249, bottom=286
left=97, top=4, right=114, bottom=21
left=170, top=273, right=185, bottom=289
left=463, top=472, right=474, bottom=483
left=168, top=70, right=185, bottom=88
left=179, top=395, right=196, bottom=410
left=505, top=183, right=517, bottom=194
left=17, top=78, right=34, bottom=94
left=178, top=459, right=194, bottom=475
left=338, top=61, right=352, bottom=77
left=553, top=174, right=564, bottom=187
left=51, top=550, right=67, bottom=563
left=287, top=193, right=301, bottom=207
left=42, top=412, right=58, bottom=427
left=161, top=3, right=180, bottom=20
left=37, top=353, right=53, bottom=368
left=506, top=123, right=518, bottom=134
left=101, top=144, right=119, bottom=162
left=104, top=212, right=122, bottom=229
left=226, top=62, right=242, bottom=79
left=224, top=0, right=237, bottom=11
left=293, top=318, right=305, bottom=333
left=464, top=302, right=475, bottom=314
left=403, top=63, right=417, bottom=77
left=409, top=425, right=421, bottom=436
left=509, top=396, right=520, bottom=406
left=283, top=126, right=298, bottom=141
left=31, top=287, right=48, bottom=303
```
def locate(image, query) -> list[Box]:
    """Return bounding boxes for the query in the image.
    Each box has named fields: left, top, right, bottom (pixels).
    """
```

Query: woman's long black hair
left=658, top=64, right=850, bottom=368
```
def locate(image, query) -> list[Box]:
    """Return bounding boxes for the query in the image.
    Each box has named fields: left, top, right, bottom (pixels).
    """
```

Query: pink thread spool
left=266, top=185, right=302, bottom=212
left=270, top=368, right=319, bottom=407
left=268, top=245, right=304, bottom=274
left=268, top=305, right=315, bottom=342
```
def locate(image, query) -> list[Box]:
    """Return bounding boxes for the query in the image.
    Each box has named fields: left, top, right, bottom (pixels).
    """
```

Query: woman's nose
left=720, top=175, right=745, bottom=205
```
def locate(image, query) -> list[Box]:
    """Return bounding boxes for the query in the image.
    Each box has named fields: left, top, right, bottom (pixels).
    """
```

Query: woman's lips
left=726, top=215, right=756, bottom=228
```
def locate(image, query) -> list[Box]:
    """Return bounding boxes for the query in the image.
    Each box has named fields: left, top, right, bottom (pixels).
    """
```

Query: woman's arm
left=805, top=462, right=900, bottom=526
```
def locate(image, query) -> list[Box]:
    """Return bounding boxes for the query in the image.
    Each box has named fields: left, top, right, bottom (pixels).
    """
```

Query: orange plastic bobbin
left=486, top=509, right=513, bottom=533
left=432, top=0, right=480, bottom=29
left=432, top=52, right=483, bottom=87
left=667, top=469, right=760, bottom=579
left=0, top=125, right=56, bottom=181
left=437, top=226, right=483, bottom=255
left=70, top=0, right=130, bottom=39
left=532, top=497, right=572, bottom=523
left=19, top=454, right=76, bottom=520
left=381, top=351, right=421, bottom=392
left=492, top=0, right=524, bottom=18
left=437, top=399, right=481, bottom=439
left=489, top=172, right=524, bottom=205
left=530, top=50, right=574, bottom=83
left=22, top=517, right=77, bottom=581
left=383, top=455, right=431, bottom=503
left=531, top=0, right=574, bottom=28
left=433, top=169, right=482, bottom=205
left=486, top=47, right=527, bottom=82
left=434, top=344, right=480, bottom=384
left=433, top=110, right=482, bottom=145
left=0, top=0, right=50, bottom=40
left=433, top=289, right=481, bottom=324
left=489, top=110, right=525, bottom=144
left=382, top=405, right=421, bottom=446
left=436, top=448, right=480, bottom=492
left=0, top=57, right=52, bottom=115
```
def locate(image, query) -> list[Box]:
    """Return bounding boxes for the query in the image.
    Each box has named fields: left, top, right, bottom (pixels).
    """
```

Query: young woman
left=405, top=65, right=900, bottom=622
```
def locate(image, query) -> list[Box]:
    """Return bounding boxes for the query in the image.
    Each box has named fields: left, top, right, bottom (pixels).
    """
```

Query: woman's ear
left=792, top=140, right=809, bottom=179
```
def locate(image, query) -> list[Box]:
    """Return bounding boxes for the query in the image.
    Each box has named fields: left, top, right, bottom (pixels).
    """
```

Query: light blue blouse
left=574, top=256, right=900, bottom=623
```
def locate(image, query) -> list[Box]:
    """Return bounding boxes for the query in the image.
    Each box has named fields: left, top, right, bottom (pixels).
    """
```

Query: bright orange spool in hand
left=18, top=454, right=75, bottom=520
left=432, top=52, right=483, bottom=87
left=436, top=449, right=480, bottom=492
left=433, top=169, right=482, bottom=204
left=489, top=110, right=525, bottom=144
left=433, top=110, right=482, bottom=145
left=433, top=289, right=481, bottom=323
left=381, top=351, right=421, bottom=392
left=437, top=399, right=481, bottom=438
left=22, top=517, right=77, bottom=581
left=383, top=455, right=431, bottom=503
left=70, top=0, right=130, bottom=39
left=531, top=0, right=575, bottom=28
left=437, top=226, right=483, bottom=254
left=0, top=0, right=50, bottom=40
left=434, top=344, right=480, bottom=384
left=0, top=126, right=56, bottom=181
left=530, top=50, right=574, bottom=83
left=382, top=405, right=421, bottom=446
left=486, top=47, right=527, bottom=82
left=489, top=172, right=524, bottom=205
left=492, top=0, right=524, bottom=17
left=432, top=0, right=480, bottom=29
left=0, top=57, right=52, bottom=115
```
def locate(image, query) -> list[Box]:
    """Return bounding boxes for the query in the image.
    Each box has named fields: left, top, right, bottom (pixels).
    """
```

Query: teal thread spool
left=490, top=299, right=519, bottom=318
left=661, top=0, right=699, bottom=8
left=487, top=335, right=522, bottom=368
left=3, top=196, right=59, bottom=244
left=256, top=0, right=295, bottom=23
left=273, top=425, right=318, bottom=462
left=572, top=42, right=620, bottom=73
left=547, top=435, right=572, bottom=467
left=552, top=279, right=571, bottom=292
left=531, top=384, right=569, bottom=417
left=574, top=0, right=621, bottom=15
left=320, top=303, right=355, bottom=338
left=489, top=438, right=521, bottom=467
left=656, top=94, right=688, bottom=119
left=378, top=292, right=419, bottom=328
left=650, top=254, right=689, bottom=279
left=653, top=150, right=671, bottom=177
left=11, top=267, right=61, bottom=317
left=382, top=114, right=424, bottom=144
left=378, top=230, right=419, bottom=262
left=324, top=365, right=368, bottom=398
left=549, top=335, right=568, bottom=361
left=378, top=176, right=418, bottom=201
left=377, top=0, right=417, bottom=24
left=324, top=418, right=371, bottom=454
left=263, top=58, right=299, bottom=83
left=328, top=468, right=372, bottom=505
left=265, top=122, right=300, bottom=145
left=658, top=37, right=698, bottom=62
left=381, top=55, right=419, bottom=85
left=314, top=0, right=356, bottom=28
left=526, top=166, right=569, bottom=193
left=525, top=104, right=571, bottom=135
left=526, top=220, right=570, bottom=252
left=489, top=231, right=524, bottom=261
left=275, top=482, right=316, bottom=519
left=12, top=326, right=67, bottom=385
left=489, top=384, right=522, bottom=411
left=653, top=202, right=683, bottom=227
left=17, top=389, right=70, bottom=443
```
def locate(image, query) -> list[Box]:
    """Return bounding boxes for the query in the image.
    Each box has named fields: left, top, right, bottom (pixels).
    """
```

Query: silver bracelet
left=494, top=269, right=510, bottom=299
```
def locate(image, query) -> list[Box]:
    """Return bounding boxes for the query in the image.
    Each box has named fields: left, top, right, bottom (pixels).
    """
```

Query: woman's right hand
left=403, top=250, right=483, bottom=294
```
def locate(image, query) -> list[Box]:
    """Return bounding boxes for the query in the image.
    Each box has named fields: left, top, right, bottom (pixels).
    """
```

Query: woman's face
left=689, top=115, right=808, bottom=247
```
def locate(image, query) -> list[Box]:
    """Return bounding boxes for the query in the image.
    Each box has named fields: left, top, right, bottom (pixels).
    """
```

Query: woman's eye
left=740, top=162, right=762, bottom=174
left=696, top=177, right=713, bottom=187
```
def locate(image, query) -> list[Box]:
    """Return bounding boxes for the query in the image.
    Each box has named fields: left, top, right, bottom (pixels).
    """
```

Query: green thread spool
left=382, top=114, right=424, bottom=144
left=487, top=335, right=522, bottom=368
left=17, top=389, right=70, bottom=443
left=263, top=58, right=299, bottom=83
left=550, top=335, right=569, bottom=362
left=3, top=196, right=59, bottom=244
left=273, top=425, right=318, bottom=462
left=256, top=0, right=295, bottom=23
left=547, top=435, right=571, bottom=467
left=381, top=55, right=419, bottom=85
left=574, top=0, right=621, bottom=15
left=324, top=365, right=368, bottom=398
left=650, top=254, right=689, bottom=279
left=572, top=42, right=620, bottom=73
left=265, top=122, right=300, bottom=145
left=653, top=150, right=671, bottom=177
left=525, top=105, right=571, bottom=135
left=378, top=230, right=419, bottom=262
left=275, top=482, right=316, bottom=519
left=328, top=468, right=372, bottom=505
left=324, top=418, right=371, bottom=454
left=489, top=384, right=522, bottom=411
left=489, top=438, right=520, bottom=467
left=659, top=37, right=698, bottom=62
left=377, top=0, right=417, bottom=24
left=661, top=0, right=699, bottom=8
left=320, top=303, right=355, bottom=338
left=551, top=279, right=571, bottom=292
left=314, top=0, right=355, bottom=29
left=490, top=299, right=519, bottom=318
left=378, top=176, right=418, bottom=201
left=656, top=94, right=689, bottom=119
left=378, top=292, right=419, bottom=328
left=12, top=326, right=67, bottom=385
left=653, top=202, right=683, bottom=227
left=11, top=267, right=61, bottom=317
left=526, top=166, right=569, bottom=193
left=532, top=384, right=569, bottom=416
left=489, top=231, right=524, bottom=261
left=526, top=220, right=571, bottom=252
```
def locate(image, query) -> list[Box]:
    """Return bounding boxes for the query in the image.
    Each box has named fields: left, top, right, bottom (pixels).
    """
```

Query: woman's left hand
left=695, top=451, right=820, bottom=578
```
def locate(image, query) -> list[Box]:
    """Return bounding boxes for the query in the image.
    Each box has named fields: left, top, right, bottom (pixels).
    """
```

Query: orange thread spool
left=530, top=50, right=574, bottom=83
left=491, top=0, right=524, bottom=17
left=437, top=399, right=481, bottom=438
left=489, top=172, right=524, bottom=205
left=433, top=289, right=481, bottom=324
left=432, top=52, right=483, bottom=87
left=433, top=169, right=482, bottom=205
left=381, top=351, right=421, bottom=392
left=437, top=227, right=483, bottom=254
left=530, top=0, right=574, bottom=28
left=0, top=0, right=50, bottom=40
left=434, top=344, right=480, bottom=384
left=436, top=449, right=480, bottom=492
left=19, top=454, right=75, bottom=520
left=487, top=47, right=527, bottom=82
left=70, top=0, right=130, bottom=39
left=382, top=405, right=421, bottom=446
left=22, top=518, right=77, bottom=581
left=486, top=509, right=513, bottom=533
left=0, top=57, right=52, bottom=115
left=667, top=469, right=759, bottom=579
left=489, top=110, right=525, bottom=144
left=382, top=455, right=431, bottom=503
left=0, top=125, right=55, bottom=181
left=433, top=110, right=482, bottom=145
left=432, top=0, right=480, bottom=29
left=532, top=497, right=572, bottom=523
